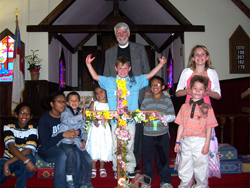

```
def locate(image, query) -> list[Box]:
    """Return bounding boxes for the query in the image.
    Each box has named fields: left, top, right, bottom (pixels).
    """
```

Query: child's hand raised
left=158, top=56, right=167, bottom=66
left=86, top=54, right=95, bottom=65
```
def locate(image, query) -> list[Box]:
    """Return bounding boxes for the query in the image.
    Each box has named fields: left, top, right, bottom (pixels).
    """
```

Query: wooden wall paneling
left=23, top=80, right=61, bottom=116
left=207, top=77, right=250, bottom=154
left=23, top=80, right=49, bottom=116
left=0, top=83, right=12, bottom=115
left=79, top=46, right=97, bottom=91
left=97, top=33, right=103, bottom=75
left=101, top=32, right=118, bottom=74
left=211, top=77, right=250, bottom=114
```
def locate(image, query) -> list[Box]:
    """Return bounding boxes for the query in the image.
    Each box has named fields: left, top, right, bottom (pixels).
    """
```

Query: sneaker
left=141, top=184, right=151, bottom=188
left=135, top=165, right=141, bottom=172
left=114, top=171, right=117, bottom=179
left=80, top=185, right=94, bottom=188
left=160, top=182, right=173, bottom=188
left=67, top=180, right=75, bottom=188
left=127, top=172, right=136, bottom=178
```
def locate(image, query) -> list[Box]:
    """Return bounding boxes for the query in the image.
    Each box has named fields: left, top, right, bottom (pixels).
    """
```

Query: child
left=0, top=102, right=38, bottom=188
left=175, top=45, right=221, bottom=179
left=56, top=91, right=92, bottom=188
left=140, top=76, right=175, bottom=188
left=85, top=54, right=166, bottom=178
left=85, top=86, right=112, bottom=178
left=174, top=75, right=218, bottom=188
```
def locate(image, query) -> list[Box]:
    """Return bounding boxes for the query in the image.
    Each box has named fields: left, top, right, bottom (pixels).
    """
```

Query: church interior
left=0, top=0, right=249, bottom=187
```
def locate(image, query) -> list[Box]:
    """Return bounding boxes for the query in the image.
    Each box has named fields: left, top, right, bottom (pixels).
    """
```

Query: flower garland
left=84, top=110, right=116, bottom=133
left=115, top=79, right=133, bottom=185
left=84, top=78, right=168, bottom=187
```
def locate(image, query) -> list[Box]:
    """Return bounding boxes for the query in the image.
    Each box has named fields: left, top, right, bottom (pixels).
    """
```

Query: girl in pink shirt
left=175, top=45, right=221, bottom=180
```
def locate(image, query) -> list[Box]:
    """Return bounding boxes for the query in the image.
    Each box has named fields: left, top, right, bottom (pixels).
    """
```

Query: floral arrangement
left=115, top=78, right=132, bottom=187
left=25, top=50, right=42, bottom=71
left=84, top=78, right=168, bottom=188
left=84, top=110, right=117, bottom=133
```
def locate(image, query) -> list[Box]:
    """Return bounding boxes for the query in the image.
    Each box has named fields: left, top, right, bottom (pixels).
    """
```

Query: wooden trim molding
left=231, top=0, right=250, bottom=19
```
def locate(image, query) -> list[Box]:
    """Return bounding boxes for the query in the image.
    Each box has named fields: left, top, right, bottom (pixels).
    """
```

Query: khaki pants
left=111, top=121, right=136, bottom=173
left=178, top=136, right=209, bottom=188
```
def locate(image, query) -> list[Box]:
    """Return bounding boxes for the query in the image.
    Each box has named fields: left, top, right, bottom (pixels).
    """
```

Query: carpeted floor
left=1, top=126, right=250, bottom=187
left=1, top=160, right=250, bottom=188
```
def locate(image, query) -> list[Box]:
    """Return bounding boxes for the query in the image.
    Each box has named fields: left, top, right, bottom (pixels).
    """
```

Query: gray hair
left=114, top=22, right=130, bottom=34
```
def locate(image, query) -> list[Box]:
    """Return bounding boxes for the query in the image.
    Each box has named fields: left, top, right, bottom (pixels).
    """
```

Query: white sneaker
left=141, top=184, right=151, bottom=188
left=160, top=182, right=173, bottom=188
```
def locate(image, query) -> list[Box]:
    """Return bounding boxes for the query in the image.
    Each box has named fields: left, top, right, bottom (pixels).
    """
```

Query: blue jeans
left=59, top=143, right=77, bottom=175
left=0, top=154, right=35, bottom=188
left=142, top=133, right=171, bottom=184
left=38, top=145, right=93, bottom=188
left=38, top=145, right=71, bottom=188
left=76, top=149, right=92, bottom=187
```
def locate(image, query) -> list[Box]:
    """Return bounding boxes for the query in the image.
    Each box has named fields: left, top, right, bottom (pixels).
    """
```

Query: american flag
left=11, top=15, right=24, bottom=114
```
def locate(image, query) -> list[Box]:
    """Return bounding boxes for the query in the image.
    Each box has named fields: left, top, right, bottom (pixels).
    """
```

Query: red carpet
left=1, top=161, right=250, bottom=188
left=1, top=128, right=250, bottom=187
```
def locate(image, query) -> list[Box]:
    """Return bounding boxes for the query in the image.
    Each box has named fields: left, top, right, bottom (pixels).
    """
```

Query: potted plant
left=25, top=50, right=42, bottom=80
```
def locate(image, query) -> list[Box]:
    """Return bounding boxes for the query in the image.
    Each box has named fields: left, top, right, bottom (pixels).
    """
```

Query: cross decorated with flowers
left=85, top=79, right=168, bottom=188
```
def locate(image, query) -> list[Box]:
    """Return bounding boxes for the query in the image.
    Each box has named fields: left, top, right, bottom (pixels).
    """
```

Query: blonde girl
left=175, top=45, right=221, bottom=179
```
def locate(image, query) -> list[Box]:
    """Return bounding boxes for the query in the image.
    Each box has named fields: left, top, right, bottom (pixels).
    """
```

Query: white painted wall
left=0, top=0, right=62, bottom=81
left=170, top=0, right=250, bottom=81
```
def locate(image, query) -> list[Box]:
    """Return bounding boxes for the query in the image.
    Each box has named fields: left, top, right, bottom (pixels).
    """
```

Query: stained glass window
left=59, top=49, right=66, bottom=88
left=0, top=36, right=14, bottom=82
left=167, top=49, right=173, bottom=89
left=167, top=57, right=173, bottom=89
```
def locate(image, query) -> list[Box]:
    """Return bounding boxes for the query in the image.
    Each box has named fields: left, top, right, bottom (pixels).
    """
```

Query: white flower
left=25, top=50, right=42, bottom=71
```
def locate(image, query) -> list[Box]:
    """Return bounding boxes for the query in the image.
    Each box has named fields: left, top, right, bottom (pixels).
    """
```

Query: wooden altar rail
left=216, top=114, right=250, bottom=150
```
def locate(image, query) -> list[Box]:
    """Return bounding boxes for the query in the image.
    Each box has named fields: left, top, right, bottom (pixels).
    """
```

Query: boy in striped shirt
left=140, top=76, right=175, bottom=188
left=174, top=75, right=218, bottom=188
left=0, top=102, right=38, bottom=188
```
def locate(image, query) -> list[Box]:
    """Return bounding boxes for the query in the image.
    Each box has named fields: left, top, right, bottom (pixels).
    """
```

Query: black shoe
left=127, top=172, right=136, bottom=178
left=135, top=165, right=141, bottom=172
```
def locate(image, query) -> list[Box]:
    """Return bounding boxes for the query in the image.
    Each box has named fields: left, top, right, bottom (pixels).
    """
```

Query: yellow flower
left=86, top=110, right=90, bottom=117
left=103, top=110, right=110, bottom=119
left=136, top=109, right=141, bottom=113
left=122, top=89, right=128, bottom=98
left=122, top=99, right=127, bottom=106
left=119, top=119, right=126, bottom=126
left=120, top=83, right=126, bottom=89
left=149, top=116, right=157, bottom=121
left=116, top=79, right=127, bottom=89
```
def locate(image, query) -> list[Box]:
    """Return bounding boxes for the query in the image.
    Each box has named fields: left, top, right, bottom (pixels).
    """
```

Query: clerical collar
left=189, top=98, right=204, bottom=118
left=118, top=42, right=129, bottom=49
